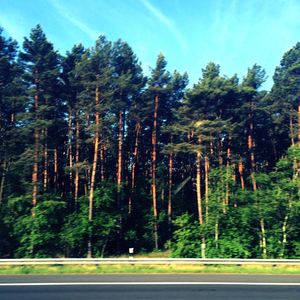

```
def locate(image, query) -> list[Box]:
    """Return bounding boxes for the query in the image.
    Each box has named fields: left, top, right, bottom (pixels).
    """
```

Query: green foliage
left=171, top=214, right=201, bottom=258
left=206, top=208, right=254, bottom=258
left=4, top=196, right=66, bottom=257
left=62, top=183, right=119, bottom=257
left=1, top=25, right=300, bottom=259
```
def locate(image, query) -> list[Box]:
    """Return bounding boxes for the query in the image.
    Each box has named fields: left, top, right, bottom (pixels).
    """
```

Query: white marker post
left=129, top=248, right=134, bottom=259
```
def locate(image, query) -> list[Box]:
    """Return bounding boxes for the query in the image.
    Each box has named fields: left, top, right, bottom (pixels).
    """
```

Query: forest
left=0, top=25, right=300, bottom=258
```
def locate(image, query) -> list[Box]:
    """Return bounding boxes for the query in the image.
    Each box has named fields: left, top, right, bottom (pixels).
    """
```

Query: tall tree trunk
left=238, top=157, right=245, bottom=190
left=196, top=142, right=202, bottom=225
left=43, top=97, right=48, bottom=192
left=282, top=154, right=300, bottom=257
left=224, top=141, right=232, bottom=213
left=54, top=147, right=58, bottom=191
left=85, top=163, right=91, bottom=196
left=117, top=111, right=123, bottom=195
left=196, top=138, right=203, bottom=225
left=271, top=138, right=278, bottom=163
left=290, top=109, right=295, bottom=146
left=248, top=115, right=257, bottom=191
left=204, top=155, right=209, bottom=223
left=0, top=160, right=8, bottom=204
left=196, top=137, right=205, bottom=258
left=88, top=80, right=100, bottom=258
left=260, top=218, right=267, bottom=258
left=43, top=128, right=48, bottom=191
left=290, top=107, right=298, bottom=186
left=0, top=172, right=5, bottom=204
left=225, top=143, right=231, bottom=207
left=68, top=112, right=73, bottom=195
left=116, top=110, right=124, bottom=253
left=101, top=138, right=108, bottom=182
left=218, top=138, right=223, bottom=166
left=152, top=95, right=159, bottom=249
left=74, top=114, right=80, bottom=204
left=281, top=200, right=291, bottom=258
left=100, top=142, right=105, bottom=182
left=32, top=92, right=39, bottom=212
left=168, top=150, right=173, bottom=238
left=161, top=188, right=165, bottom=204
left=215, top=217, right=219, bottom=250
left=129, top=122, right=141, bottom=214
left=248, top=104, right=267, bottom=258
left=232, top=163, right=237, bottom=208
left=32, top=131, right=39, bottom=209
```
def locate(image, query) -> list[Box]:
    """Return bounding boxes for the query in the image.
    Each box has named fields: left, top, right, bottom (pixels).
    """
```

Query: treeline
left=0, top=25, right=299, bottom=258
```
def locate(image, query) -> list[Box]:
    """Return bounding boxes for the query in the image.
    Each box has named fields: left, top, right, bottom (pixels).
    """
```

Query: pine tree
left=19, top=25, right=63, bottom=211
left=62, top=44, right=85, bottom=205
left=145, top=53, right=171, bottom=249
left=241, top=64, right=268, bottom=258
left=268, top=43, right=300, bottom=160
left=76, top=36, right=113, bottom=257
left=0, top=28, right=25, bottom=203
left=111, top=40, right=145, bottom=215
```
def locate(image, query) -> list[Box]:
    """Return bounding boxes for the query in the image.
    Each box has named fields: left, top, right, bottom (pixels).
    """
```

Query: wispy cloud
left=0, top=14, right=26, bottom=42
left=140, top=0, right=188, bottom=53
left=49, top=0, right=99, bottom=40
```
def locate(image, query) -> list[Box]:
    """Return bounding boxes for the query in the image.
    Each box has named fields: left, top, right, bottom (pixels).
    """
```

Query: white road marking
left=0, top=282, right=299, bottom=286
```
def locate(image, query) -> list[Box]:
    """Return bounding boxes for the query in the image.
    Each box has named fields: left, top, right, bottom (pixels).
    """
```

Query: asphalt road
left=0, top=274, right=299, bottom=300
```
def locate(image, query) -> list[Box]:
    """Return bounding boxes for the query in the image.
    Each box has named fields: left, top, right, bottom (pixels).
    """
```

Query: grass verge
left=0, top=264, right=299, bottom=275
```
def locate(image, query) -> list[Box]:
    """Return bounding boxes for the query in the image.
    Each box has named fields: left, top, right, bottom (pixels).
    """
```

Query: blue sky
left=1, top=0, right=300, bottom=89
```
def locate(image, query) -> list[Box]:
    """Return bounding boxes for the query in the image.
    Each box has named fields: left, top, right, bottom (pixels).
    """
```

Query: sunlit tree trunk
left=74, top=114, right=80, bottom=204
left=283, top=110, right=300, bottom=255
left=238, top=157, right=245, bottom=190
left=88, top=80, right=100, bottom=258
left=260, top=218, right=267, bottom=258
left=225, top=142, right=231, bottom=207
left=282, top=152, right=300, bottom=257
left=215, top=217, right=219, bottom=251
left=53, top=146, right=57, bottom=189
left=100, top=137, right=105, bottom=182
left=129, top=122, right=140, bottom=214
left=204, top=155, right=209, bottom=223
left=248, top=103, right=267, bottom=258
left=43, top=128, right=48, bottom=191
left=32, top=92, right=39, bottom=212
left=152, top=95, right=159, bottom=249
left=232, top=163, right=237, bottom=208
left=281, top=199, right=291, bottom=258
left=248, top=111, right=257, bottom=191
left=117, top=111, right=123, bottom=195
left=168, top=149, right=173, bottom=238
left=43, top=96, right=49, bottom=192
left=116, top=110, right=124, bottom=252
left=196, top=137, right=205, bottom=258
left=68, top=111, right=73, bottom=194
left=218, top=138, right=223, bottom=166
left=196, top=142, right=202, bottom=225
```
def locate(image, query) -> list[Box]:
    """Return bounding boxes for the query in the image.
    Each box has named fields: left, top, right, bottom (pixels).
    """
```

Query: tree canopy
left=0, top=25, right=299, bottom=258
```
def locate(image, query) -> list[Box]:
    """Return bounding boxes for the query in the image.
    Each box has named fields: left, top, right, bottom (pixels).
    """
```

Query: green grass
left=0, top=264, right=299, bottom=275
left=109, top=250, right=171, bottom=258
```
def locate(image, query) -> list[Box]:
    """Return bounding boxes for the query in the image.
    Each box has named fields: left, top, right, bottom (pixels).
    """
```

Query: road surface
left=0, top=274, right=299, bottom=300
